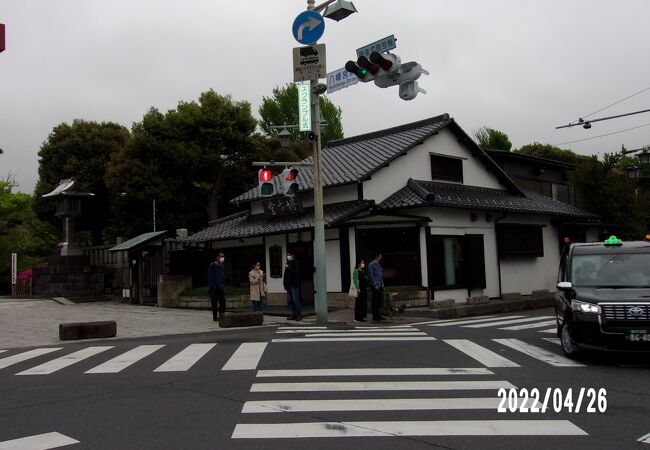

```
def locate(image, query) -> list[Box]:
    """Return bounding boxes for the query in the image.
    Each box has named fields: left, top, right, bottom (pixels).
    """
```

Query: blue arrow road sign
left=292, top=10, right=324, bottom=45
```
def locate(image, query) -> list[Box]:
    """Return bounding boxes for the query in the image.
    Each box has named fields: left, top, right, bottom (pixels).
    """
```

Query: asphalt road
left=1, top=307, right=649, bottom=450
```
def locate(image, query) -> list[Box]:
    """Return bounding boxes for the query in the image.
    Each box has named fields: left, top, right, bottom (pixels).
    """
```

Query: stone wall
left=157, top=275, right=193, bottom=308
left=32, top=264, right=107, bottom=298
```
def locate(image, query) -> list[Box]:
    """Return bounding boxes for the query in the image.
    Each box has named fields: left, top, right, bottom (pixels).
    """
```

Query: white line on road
left=465, top=316, right=555, bottom=328
left=0, top=348, right=62, bottom=371
left=637, top=432, right=650, bottom=444
left=277, top=327, right=327, bottom=330
left=272, top=337, right=436, bottom=343
left=415, top=315, right=498, bottom=326
left=85, top=345, right=164, bottom=374
left=250, top=380, right=515, bottom=392
left=16, top=347, right=113, bottom=375
left=499, top=320, right=557, bottom=330
left=543, top=338, right=561, bottom=345
left=232, top=420, right=587, bottom=438
left=0, top=350, right=5, bottom=354
left=242, top=397, right=503, bottom=413
left=538, top=328, right=558, bottom=334
left=276, top=327, right=415, bottom=334
left=442, top=339, right=520, bottom=367
left=493, top=339, right=585, bottom=367
left=0, top=432, right=79, bottom=449
left=304, top=332, right=427, bottom=337
left=154, top=343, right=217, bottom=372
left=256, top=367, right=494, bottom=377
left=222, top=342, right=268, bottom=371
left=427, top=315, right=526, bottom=327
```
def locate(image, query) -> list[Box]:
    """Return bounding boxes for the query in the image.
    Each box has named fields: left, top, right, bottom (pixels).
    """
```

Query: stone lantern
left=42, top=178, right=94, bottom=257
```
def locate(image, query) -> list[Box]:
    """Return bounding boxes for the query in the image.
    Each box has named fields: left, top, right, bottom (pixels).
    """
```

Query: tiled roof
left=110, top=230, right=169, bottom=252
left=232, top=114, right=469, bottom=203
left=183, top=201, right=372, bottom=243
left=379, top=179, right=599, bottom=219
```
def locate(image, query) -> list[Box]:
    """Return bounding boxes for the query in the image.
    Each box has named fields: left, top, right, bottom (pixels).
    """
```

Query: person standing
left=249, top=261, right=266, bottom=312
left=283, top=250, right=302, bottom=321
left=367, top=252, right=385, bottom=321
left=353, top=259, right=369, bottom=322
left=208, top=251, right=226, bottom=321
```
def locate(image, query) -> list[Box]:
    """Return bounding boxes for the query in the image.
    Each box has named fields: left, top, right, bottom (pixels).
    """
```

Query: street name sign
left=293, top=44, right=326, bottom=82
left=356, top=34, right=397, bottom=58
left=327, top=67, right=358, bottom=94
left=298, top=82, right=311, bottom=131
left=292, top=10, right=324, bottom=45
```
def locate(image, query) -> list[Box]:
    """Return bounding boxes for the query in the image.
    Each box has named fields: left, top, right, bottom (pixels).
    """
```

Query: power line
left=579, top=86, right=650, bottom=121
left=555, top=122, right=650, bottom=146
left=556, top=108, right=650, bottom=129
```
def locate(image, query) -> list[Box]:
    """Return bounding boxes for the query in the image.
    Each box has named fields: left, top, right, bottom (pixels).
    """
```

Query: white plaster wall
left=349, top=227, right=357, bottom=275
left=363, top=128, right=506, bottom=204
left=419, top=226, right=428, bottom=288
left=326, top=239, right=342, bottom=292
left=265, top=234, right=286, bottom=294
left=498, top=215, right=560, bottom=295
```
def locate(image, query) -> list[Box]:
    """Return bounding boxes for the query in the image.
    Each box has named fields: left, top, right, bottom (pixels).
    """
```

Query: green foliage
left=571, top=156, right=650, bottom=239
left=33, top=120, right=130, bottom=245
left=515, top=142, right=586, bottom=164
left=105, top=90, right=258, bottom=237
left=0, top=179, right=58, bottom=294
left=258, top=83, right=344, bottom=149
left=474, top=127, right=512, bottom=151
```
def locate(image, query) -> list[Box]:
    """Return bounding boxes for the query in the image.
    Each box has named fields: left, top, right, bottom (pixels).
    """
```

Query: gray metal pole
left=311, top=79, right=328, bottom=324
left=153, top=199, right=156, bottom=232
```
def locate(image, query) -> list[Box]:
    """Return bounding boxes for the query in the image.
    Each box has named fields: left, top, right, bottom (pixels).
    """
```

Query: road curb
left=405, top=296, right=555, bottom=320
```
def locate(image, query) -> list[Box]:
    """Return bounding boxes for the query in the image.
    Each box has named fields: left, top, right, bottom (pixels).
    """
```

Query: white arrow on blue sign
left=292, top=10, right=324, bottom=45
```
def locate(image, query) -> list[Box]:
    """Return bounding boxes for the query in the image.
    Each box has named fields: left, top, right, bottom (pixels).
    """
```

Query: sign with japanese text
left=298, top=82, right=311, bottom=131
left=293, top=44, right=326, bottom=82
left=356, top=34, right=397, bottom=58
left=327, top=67, right=358, bottom=94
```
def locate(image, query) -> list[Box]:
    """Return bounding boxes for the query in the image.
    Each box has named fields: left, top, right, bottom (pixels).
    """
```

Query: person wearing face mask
left=352, top=258, right=369, bottom=322
left=208, top=251, right=226, bottom=321
left=367, top=252, right=386, bottom=321
left=249, top=261, right=267, bottom=312
left=283, top=250, right=302, bottom=321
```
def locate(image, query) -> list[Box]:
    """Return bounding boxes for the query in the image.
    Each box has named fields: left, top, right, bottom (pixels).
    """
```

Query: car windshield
left=571, top=253, right=650, bottom=288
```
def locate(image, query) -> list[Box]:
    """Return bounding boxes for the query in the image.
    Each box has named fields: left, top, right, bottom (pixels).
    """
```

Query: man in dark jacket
left=208, top=251, right=226, bottom=321
left=283, top=250, right=302, bottom=321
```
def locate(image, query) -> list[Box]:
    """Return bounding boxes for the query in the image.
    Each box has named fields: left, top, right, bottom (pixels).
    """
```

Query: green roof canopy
left=110, top=230, right=168, bottom=252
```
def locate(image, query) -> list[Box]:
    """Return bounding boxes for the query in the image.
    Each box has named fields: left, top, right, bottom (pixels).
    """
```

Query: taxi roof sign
left=604, top=235, right=622, bottom=246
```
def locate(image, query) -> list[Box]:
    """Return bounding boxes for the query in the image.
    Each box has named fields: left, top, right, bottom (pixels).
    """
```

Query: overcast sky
left=2, top=0, right=650, bottom=193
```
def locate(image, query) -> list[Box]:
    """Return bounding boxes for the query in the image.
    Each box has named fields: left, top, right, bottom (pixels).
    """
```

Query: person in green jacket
left=353, top=258, right=369, bottom=322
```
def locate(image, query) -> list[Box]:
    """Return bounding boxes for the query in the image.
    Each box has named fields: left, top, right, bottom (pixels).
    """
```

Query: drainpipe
left=494, top=212, right=508, bottom=298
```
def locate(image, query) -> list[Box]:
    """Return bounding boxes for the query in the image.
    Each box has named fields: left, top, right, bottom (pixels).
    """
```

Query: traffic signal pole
left=310, top=78, right=328, bottom=324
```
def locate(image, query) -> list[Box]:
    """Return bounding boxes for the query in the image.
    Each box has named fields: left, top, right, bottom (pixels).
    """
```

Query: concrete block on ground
left=59, top=321, right=117, bottom=341
left=500, top=292, right=522, bottom=301
left=219, top=311, right=263, bottom=328
left=531, top=289, right=551, bottom=298
left=431, top=299, right=455, bottom=309
left=466, top=295, right=489, bottom=305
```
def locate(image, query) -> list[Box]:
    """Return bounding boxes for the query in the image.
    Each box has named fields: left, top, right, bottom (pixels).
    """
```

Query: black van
left=555, top=236, right=650, bottom=358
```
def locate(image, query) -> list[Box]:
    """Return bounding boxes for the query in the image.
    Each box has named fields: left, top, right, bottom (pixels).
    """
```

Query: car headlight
left=571, top=300, right=601, bottom=314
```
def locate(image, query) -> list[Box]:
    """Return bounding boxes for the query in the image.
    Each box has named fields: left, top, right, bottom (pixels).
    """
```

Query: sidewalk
left=0, top=295, right=553, bottom=349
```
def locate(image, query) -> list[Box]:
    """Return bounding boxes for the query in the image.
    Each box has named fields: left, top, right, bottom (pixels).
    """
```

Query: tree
left=105, top=90, right=258, bottom=236
left=571, top=154, right=650, bottom=240
left=33, top=120, right=130, bottom=245
left=515, top=142, right=587, bottom=164
left=0, top=176, right=58, bottom=294
left=258, top=83, right=344, bottom=149
left=474, top=127, right=512, bottom=151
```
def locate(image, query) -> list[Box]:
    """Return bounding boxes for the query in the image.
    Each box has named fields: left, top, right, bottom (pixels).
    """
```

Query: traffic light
left=258, top=168, right=274, bottom=197
left=347, top=50, right=429, bottom=100
left=281, top=167, right=300, bottom=197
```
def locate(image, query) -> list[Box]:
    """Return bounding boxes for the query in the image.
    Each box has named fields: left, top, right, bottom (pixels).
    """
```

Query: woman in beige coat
left=249, top=261, right=266, bottom=312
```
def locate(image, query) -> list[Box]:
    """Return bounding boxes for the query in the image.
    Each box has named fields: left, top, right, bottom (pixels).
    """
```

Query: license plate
left=625, top=330, right=650, bottom=342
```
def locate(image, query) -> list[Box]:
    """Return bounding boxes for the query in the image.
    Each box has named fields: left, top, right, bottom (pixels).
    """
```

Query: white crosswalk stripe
left=493, top=338, right=585, bottom=367
left=17, top=346, right=113, bottom=375
left=0, top=348, right=62, bottom=370
left=538, top=328, right=558, bottom=334
left=427, top=315, right=526, bottom=327
left=0, top=431, right=79, bottom=449
left=256, top=367, right=493, bottom=377
left=465, top=316, right=555, bottom=328
left=232, top=420, right=587, bottom=439
left=85, top=345, right=164, bottom=374
left=222, top=342, right=267, bottom=371
left=154, top=343, right=217, bottom=372
left=443, top=339, right=520, bottom=367
left=499, top=320, right=557, bottom=330
left=272, top=336, right=436, bottom=342
left=273, top=325, right=434, bottom=342
left=250, top=380, right=516, bottom=392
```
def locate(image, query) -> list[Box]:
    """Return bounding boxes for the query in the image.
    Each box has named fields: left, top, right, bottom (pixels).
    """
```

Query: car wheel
left=560, top=320, right=581, bottom=359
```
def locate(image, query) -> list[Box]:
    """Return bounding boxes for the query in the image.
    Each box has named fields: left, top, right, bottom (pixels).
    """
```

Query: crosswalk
left=0, top=342, right=267, bottom=376
left=422, top=314, right=558, bottom=333
left=0, top=319, right=580, bottom=377
left=232, top=363, right=587, bottom=440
